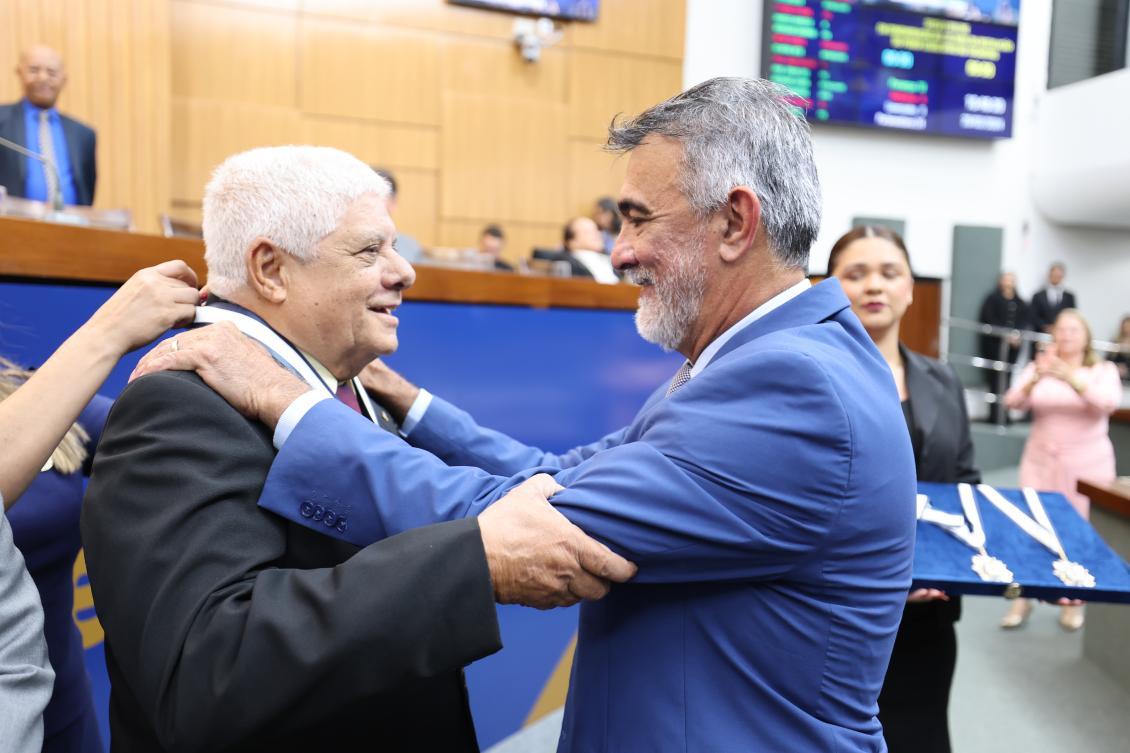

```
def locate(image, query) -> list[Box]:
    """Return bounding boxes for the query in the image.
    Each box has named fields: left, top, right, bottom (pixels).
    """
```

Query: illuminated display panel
left=762, top=0, right=1020, bottom=139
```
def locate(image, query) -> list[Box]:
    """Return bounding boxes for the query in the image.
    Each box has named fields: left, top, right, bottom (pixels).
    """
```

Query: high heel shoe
left=1059, top=605, right=1084, bottom=631
left=999, top=598, right=1032, bottom=629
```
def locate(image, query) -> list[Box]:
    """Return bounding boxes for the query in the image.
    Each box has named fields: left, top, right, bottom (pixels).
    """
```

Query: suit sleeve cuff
left=400, top=388, right=434, bottom=437
left=273, top=390, right=330, bottom=449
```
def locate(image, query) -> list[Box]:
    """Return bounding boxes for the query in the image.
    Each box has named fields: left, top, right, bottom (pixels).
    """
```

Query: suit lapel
left=902, top=346, right=942, bottom=454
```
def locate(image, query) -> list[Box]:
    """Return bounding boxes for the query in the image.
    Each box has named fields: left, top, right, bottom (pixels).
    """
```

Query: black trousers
left=878, top=601, right=959, bottom=753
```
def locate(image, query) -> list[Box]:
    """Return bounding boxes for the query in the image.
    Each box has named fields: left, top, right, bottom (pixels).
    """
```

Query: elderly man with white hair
left=138, top=78, right=918, bottom=752
left=81, top=146, right=635, bottom=753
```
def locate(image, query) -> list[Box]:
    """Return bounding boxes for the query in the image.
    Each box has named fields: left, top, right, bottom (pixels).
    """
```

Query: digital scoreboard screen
left=762, top=0, right=1020, bottom=139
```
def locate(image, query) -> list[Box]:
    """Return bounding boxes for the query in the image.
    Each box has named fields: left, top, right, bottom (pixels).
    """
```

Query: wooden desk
left=1078, top=478, right=1130, bottom=519
left=0, top=216, right=637, bottom=311
left=0, top=216, right=944, bottom=351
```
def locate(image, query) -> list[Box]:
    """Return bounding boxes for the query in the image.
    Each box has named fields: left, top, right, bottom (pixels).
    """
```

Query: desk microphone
left=0, top=133, right=65, bottom=212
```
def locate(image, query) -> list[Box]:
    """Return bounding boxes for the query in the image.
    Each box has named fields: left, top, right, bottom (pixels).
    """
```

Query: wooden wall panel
left=568, top=139, right=628, bottom=217
left=172, top=1, right=297, bottom=108
left=299, top=18, right=441, bottom=126
left=388, top=168, right=438, bottom=248
left=299, top=115, right=439, bottom=171
left=441, top=37, right=568, bottom=104
left=171, top=98, right=302, bottom=202
left=184, top=0, right=299, bottom=11
left=0, top=0, right=171, bottom=234
left=568, top=0, right=685, bottom=59
left=300, top=0, right=517, bottom=39
left=442, top=93, right=568, bottom=225
left=3, top=0, right=685, bottom=245
left=568, top=49, right=683, bottom=140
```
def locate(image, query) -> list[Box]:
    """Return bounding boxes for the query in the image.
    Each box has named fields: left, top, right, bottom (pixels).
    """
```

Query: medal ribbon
left=918, top=485, right=1013, bottom=583
left=976, top=484, right=1067, bottom=559
left=193, top=305, right=376, bottom=421
left=917, top=484, right=987, bottom=551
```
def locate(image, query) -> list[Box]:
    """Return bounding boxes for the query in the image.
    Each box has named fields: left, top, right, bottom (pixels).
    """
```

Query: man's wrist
left=259, top=379, right=316, bottom=429
left=384, top=377, right=420, bottom=424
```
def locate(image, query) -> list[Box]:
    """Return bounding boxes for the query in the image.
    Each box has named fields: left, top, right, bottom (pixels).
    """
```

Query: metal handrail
left=941, top=316, right=1127, bottom=426
left=945, top=316, right=1125, bottom=355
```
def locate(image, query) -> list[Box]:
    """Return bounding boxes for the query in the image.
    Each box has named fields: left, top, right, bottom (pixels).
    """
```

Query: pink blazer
left=1004, top=360, right=1122, bottom=516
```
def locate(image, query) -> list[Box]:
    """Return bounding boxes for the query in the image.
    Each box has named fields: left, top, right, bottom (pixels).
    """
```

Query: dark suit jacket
left=81, top=371, right=501, bottom=752
left=903, top=346, right=981, bottom=489
left=879, top=348, right=982, bottom=752
left=978, top=290, right=1029, bottom=362
left=1030, top=288, right=1076, bottom=332
left=531, top=248, right=593, bottom=278
left=0, top=101, right=97, bottom=206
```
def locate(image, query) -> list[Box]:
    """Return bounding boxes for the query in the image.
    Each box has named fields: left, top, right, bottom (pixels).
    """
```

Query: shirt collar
left=689, top=278, right=812, bottom=378
left=298, top=349, right=342, bottom=392
left=21, top=98, right=57, bottom=119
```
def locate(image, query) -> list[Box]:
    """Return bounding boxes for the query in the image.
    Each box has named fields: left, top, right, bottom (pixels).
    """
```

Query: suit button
left=336, top=518, right=348, bottom=533
left=323, top=510, right=338, bottom=527
left=299, top=501, right=315, bottom=518
left=311, top=505, right=325, bottom=522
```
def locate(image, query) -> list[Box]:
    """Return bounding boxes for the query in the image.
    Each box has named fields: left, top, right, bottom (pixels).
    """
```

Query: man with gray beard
left=137, top=77, right=917, bottom=752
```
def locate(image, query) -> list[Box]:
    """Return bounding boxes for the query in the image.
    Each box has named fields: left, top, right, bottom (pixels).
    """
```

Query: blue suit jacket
left=259, top=279, right=917, bottom=752
left=0, top=101, right=97, bottom=206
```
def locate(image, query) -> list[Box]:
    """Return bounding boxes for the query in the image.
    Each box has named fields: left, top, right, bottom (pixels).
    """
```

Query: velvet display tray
left=912, top=482, right=1130, bottom=603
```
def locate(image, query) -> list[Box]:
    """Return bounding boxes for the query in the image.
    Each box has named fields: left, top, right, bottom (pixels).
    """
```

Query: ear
left=718, top=187, right=761, bottom=264
left=245, top=239, right=288, bottom=304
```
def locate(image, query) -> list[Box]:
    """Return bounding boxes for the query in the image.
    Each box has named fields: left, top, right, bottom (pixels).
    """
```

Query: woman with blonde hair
left=1000, top=308, right=1122, bottom=631
left=1, top=260, right=199, bottom=753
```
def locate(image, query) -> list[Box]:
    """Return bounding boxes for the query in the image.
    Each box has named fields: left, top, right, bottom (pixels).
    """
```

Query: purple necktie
left=335, top=382, right=362, bottom=414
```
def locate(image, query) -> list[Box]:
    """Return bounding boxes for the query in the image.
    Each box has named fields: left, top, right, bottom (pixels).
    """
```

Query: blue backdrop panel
left=0, top=280, right=680, bottom=750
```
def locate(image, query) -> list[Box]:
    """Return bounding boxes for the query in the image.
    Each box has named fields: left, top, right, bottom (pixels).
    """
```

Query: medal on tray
left=917, top=484, right=1014, bottom=583
left=977, top=485, right=1096, bottom=588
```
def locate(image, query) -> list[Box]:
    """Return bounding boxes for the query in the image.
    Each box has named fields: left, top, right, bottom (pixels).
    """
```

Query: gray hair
left=203, top=145, right=390, bottom=296
left=606, top=77, right=821, bottom=269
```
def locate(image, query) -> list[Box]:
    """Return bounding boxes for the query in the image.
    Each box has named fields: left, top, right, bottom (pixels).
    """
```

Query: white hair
left=203, top=145, right=390, bottom=296
left=606, top=77, right=822, bottom=270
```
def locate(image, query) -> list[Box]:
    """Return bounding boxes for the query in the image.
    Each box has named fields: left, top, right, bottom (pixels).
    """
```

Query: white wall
left=1023, top=68, right=1130, bottom=340
left=1025, top=224, right=1130, bottom=343
left=682, top=0, right=1072, bottom=297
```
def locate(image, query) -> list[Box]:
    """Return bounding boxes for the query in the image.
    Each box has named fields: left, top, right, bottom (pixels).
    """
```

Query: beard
left=625, top=240, right=707, bottom=352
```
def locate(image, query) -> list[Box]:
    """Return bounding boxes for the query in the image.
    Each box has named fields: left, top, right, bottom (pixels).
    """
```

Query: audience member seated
left=479, top=224, right=512, bottom=271
left=0, top=260, right=199, bottom=753
left=593, top=196, right=620, bottom=253
left=372, top=167, right=422, bottom=263
left=534, top=217, right=618, bottom=283
left=0, top=44, right=96, bottom=206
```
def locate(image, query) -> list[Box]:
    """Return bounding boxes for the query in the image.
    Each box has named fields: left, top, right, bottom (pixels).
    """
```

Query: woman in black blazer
left=828, top=226, right=980, bottom=753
